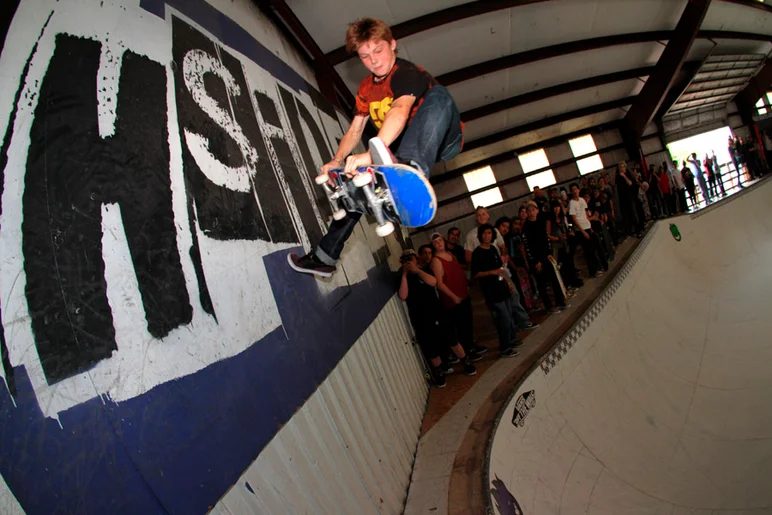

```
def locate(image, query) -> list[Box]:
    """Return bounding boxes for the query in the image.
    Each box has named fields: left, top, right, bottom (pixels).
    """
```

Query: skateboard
left=514, top=267, right=535, bottom=310
left=547, top=255, right=568, bottom=300
left=315, top=163, right=437, bottom=236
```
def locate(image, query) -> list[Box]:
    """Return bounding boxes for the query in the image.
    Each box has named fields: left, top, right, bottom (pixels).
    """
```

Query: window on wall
left=463, top=166, right=503, bottom=208
left=757, top=97, right=767, bottom=115
left=518, top=149, right=556, bottom=191
left=568, top=134, right=604, bottom=175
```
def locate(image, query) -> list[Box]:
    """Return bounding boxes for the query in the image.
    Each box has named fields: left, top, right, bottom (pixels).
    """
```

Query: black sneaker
left=432, top=368, right=447, bottom=388
left=439, top=362, right=455, bottom=375
left=510, top=339, right=525, bottom=348
left=369, top=137, right=396, bottom=165
left=558, top=304, right=571, bottom=311
left=463, top=361, right=477, bottom=376
left=467, top=351, right=484, bottom=362
left=471, top=345, right=488, bottom=355
left=446, top=355, right=461, bottom=365
left=287, top=252, right=336, bottom=278
left=522, top=321, right=539, bottom=330
left=500, top=347, right=519, bottom=358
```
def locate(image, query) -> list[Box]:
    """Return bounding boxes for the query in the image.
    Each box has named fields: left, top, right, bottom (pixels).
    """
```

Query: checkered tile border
left=539, top=224, right=659, bottom=375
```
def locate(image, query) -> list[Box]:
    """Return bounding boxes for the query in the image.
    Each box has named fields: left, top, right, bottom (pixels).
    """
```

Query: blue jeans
left=316, top=85, right=463, bottom=265
left=489, top=297, right=518, bottom=351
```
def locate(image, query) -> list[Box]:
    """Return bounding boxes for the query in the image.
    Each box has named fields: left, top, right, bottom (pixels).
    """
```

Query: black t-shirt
left=471, top=246, right=510, bottom=304
left=521, top=218, right=552, bottom=266
left=448, top=243, right=467, bottom=265
left=399, top=267, right=442, bottom=326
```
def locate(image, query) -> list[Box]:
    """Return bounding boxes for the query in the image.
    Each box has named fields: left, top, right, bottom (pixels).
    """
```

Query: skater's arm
left=377, top=95, right=416, bottom=146
left=322, top=115, right=368, bottom=173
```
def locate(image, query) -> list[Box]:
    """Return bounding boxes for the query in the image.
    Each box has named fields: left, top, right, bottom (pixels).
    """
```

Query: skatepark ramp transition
left=487, top=178, right=772, bottom=514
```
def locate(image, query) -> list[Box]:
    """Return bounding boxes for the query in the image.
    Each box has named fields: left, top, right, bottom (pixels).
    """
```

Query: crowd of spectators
left=399, top=134, right=768, bottom=388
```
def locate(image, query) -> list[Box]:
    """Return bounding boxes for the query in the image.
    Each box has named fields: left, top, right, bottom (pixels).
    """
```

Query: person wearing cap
left=430, top=233, right=487, bottom=359
left=398, top=249, right=477, bottom=386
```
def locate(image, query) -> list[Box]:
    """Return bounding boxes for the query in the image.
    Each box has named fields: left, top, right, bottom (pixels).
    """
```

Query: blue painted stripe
left=139, top=0, right=308, bottom=94
left=1, top=249, right=396, bottom=514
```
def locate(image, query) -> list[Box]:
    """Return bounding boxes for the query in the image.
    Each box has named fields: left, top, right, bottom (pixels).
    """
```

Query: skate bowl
left=487, top=178, right=772, bottom=514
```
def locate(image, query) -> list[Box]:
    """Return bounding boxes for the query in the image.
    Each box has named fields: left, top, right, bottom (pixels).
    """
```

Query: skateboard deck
left=547, top=255, right=568, bottom=300
left=318, top=164, right=437, bottom=234
left=515, top=267, right=535, bottom=310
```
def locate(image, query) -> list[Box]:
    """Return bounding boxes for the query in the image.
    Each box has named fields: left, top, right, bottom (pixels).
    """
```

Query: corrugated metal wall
left=211, top=295, right=427, bottom=514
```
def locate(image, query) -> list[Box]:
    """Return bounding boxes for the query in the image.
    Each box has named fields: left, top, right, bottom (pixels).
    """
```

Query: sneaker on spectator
left=467, top=351, right=484, bottom=362
left=446, top=354, right=460, bottom=365
left=500, top=347, right=519, bottom=358
left=558, top=304, right=571, bottom=311
left=463, top=360, right=478, bottom=375
left=472, top=345, right=488, bottom=355
left=439, top=362, right=454, bottom=375
left=287, top=252, right=335, bottom=278
left=522, top=321, right=539, bottom=330
left=548, top=308, right=561, bottom=316
left=510, top=339, right=525, bottom=348
left=431, top=368, right=447, bottom=388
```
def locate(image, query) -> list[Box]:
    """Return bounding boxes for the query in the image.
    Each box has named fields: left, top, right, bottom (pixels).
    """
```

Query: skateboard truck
left=353, top=168, right=395, bottom=237
left=315, top=173, right=347, bottom=221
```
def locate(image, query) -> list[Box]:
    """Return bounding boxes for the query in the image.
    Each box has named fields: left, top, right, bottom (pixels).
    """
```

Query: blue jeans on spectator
left=489, top=297, right=518, bottom=352
left=316, top=86, right=463, bottom=265
left=509, top=291, right=530, bottom=328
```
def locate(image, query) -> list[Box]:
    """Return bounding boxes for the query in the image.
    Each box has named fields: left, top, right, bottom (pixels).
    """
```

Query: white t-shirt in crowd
left=568, top=197, right=591, bottom=231
left=465, top=226, right=504, bottom=253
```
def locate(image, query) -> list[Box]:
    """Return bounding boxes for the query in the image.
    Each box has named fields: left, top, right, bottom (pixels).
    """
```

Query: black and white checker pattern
left=539, top=224, right=658, bottom=375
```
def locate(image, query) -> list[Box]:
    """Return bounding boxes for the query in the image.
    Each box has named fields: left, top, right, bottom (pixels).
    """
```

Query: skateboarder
left=289, top=18, right=464, bottom=277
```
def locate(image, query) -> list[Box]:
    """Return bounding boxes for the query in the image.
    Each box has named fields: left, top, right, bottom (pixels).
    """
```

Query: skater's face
left=475, top=208, right=490, bottom=225
left=357, top=38, right=397, bottom=78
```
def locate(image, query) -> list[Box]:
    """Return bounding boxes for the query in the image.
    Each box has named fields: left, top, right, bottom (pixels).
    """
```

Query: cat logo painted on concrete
left=512, top=389, right=535, bottom=428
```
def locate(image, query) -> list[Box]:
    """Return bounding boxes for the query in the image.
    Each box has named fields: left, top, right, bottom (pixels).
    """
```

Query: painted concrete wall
left=0, top=0, right=421, bottom=513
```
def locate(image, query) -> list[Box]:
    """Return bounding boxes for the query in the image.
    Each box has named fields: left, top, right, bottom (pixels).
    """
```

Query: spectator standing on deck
left=471, top=225, right=523, bottom=358
left=615, top=162, right=642, bottom=237
left=445, top=227, right=467, bottom=269
left=430, top=233, right=487, bottom=360
left=682, top=161, right=696, bottom=208
left=568, top=183, right=604, bottom=278
left=728, top=136, right=743, bottom=188
left=657, top=166, right=672, bottom=216
left=521, top=202, right=569, bottom=315
left=710, top=151, right=726, bottom=197
left=398, top=249, right=477, bottom=386
left=671, top=160, right=687, bottom=213
left=465, top=206, right=506, bottom=263
left=688, top=153, right=711, bottom=205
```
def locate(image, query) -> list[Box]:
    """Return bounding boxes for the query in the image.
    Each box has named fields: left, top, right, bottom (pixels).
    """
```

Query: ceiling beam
left=622, top=0, right=713, bottom=140
left=259, top=0, right=355, bottom=112
left=431, top=121, right=621, bottom=185
left=461, top=96, right=634, bottom=153
left=325, top=0, right=555, bottom=65
left=655, top=60, right=703, bottom=119
left=733, top=58, right=772, bottom=125
left=325, top=0, right=772, bottom=66
left=437, top=31, right=671, bottom=86
left=461, top=66, right=654, bottom=122
left=433, top=30, right=770, bottom=88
